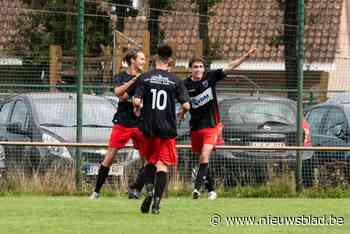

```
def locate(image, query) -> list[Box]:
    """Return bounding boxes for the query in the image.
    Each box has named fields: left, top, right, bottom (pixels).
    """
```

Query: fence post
left=143, top=31, right=150, bottom=71
left=49, top=45, right=62, bottom=92
left=195, top=39, right=203, bottom=58
left=75, top=0, right=85, bottom=191
left=296, top=0, right=305, bottom=193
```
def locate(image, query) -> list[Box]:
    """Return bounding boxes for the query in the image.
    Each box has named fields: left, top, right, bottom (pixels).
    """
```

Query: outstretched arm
left=223, top=48, right=256, bottom=74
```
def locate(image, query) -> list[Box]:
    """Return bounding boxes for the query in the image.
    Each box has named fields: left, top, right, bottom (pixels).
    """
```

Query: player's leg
left=140, top=163, right=157, bottom=213
left=128, top=128, right=152, bottom=199
left=128, top=165, right=144, bottom=199
left=89, top=147, right=118, bottom=199
left=140, top=137, right=158, bottom=213
left=191, top=130, right=203, bottom=198
left=151, top=138, right=176, bottom=214
left=205, top=124, right=224, bottom=200
left=151, top=162, right=168, bottom=214
left=193, top=127, right=219, bottom=200
left=193, top=143, right=213, bottom=199
left=90, top=125, right=131, bottom=199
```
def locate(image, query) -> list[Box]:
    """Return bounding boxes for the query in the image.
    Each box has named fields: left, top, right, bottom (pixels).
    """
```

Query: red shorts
left=191, top=123, right=224, bottom=154
left=108, top=124, right=145, bottom=156
left=142, top=137, right=177, bottom=165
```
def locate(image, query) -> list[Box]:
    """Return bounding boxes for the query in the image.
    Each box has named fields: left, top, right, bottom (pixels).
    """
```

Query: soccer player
left=133, top=44, right=190, bottom=214
left=185, top=48, right=256, bottom=200
left=89, top=48, right=155, bottom=199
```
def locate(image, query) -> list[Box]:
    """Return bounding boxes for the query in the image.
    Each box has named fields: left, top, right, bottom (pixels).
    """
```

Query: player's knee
left=156, top=162, right=168, bottom=173
left=200, top=144, right=213, bottom=163
left=102, top=148, right=118, bottom=167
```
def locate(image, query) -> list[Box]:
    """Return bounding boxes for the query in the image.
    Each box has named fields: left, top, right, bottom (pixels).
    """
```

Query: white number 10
left=151, top=89, right=167, bottom=110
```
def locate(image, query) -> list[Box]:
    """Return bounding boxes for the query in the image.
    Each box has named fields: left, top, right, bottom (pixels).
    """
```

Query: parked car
left=0, top=92, right=139, bottom=179
left=177, top=94, right=313, bottom=187
left=305, top=94, right=350, bottom=185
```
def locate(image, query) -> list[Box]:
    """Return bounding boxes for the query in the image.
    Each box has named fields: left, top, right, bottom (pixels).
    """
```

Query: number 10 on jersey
left=151, top=89, right=167, bottom=110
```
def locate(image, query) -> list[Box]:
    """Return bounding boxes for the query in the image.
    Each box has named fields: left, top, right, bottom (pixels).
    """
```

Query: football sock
left=194, top=163, right=208, bottom=190
left=154, top=171, right=167, bottom=199
left=129, top=166, right=145, bottom=192
left=94, top=164, right=110, bottom=193
left=144, top=164, right=157, bottom=185
left=205, top=168, right=215, bottom=192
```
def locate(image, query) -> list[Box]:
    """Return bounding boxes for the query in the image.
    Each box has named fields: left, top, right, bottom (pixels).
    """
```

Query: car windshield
left=225, top=100, right=296, bottom=125
left=33, top=97, right=116, bottom=127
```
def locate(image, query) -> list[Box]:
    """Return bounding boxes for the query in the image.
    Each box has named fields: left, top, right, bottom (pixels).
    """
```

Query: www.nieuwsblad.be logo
left=210, top=214, right=345, bottom=226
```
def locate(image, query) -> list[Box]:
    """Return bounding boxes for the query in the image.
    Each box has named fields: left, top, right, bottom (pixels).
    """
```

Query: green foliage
left=207, top=38, right=224, bottom=61
left=7, top=0, right=114, bottom=62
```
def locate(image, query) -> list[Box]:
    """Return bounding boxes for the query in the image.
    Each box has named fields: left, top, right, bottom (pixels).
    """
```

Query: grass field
left=0, top=196, right=349, bottom=234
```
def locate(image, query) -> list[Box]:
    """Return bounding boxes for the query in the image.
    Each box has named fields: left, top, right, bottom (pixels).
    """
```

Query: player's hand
left=177, top=111, right=187, bottom=121
left=134, top=106, right=141, bottom=117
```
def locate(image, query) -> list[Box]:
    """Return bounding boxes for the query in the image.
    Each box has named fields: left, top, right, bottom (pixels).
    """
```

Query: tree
left=193, top=0, right=221, bottom=58
left=148, top=0, right=172, bottom=55
left=8, top=0, right=113, bottom=61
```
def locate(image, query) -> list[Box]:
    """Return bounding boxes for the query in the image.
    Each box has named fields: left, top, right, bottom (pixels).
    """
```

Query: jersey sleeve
left=207, top=69, right=226, bottom=85
left=112, top=74, right=125, bottom=87
left=176, top=78, right=190, bottom=104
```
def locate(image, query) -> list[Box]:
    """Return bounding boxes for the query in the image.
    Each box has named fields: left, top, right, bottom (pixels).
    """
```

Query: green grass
left=0, top=196, right=349, bottom=234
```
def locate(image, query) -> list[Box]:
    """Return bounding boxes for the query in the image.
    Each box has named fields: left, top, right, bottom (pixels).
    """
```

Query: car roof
left=306, top=101, right=350, bottom=119
left=326, top=92, right=350, bottom=104
left=218, top=94, right=296, bottom=105
left=13, top=92, right=107, bottom=101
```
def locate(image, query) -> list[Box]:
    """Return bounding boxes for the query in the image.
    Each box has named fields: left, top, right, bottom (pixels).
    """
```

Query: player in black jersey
left=134, top=44, right=190, bottom=214
left=185, top=48, right=256, bottom=200
left=89, top=48, right=153, bottom=199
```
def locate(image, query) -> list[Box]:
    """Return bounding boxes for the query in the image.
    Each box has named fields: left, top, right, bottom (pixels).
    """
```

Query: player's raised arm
left=223, top=47, right=256, bottom=74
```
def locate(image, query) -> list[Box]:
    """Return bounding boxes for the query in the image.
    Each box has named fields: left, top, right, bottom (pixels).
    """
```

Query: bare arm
left=114, top=74, right=140, bottom=100
left=223, top=48, right=256, bottom=74
left=177, top=102, right=190, bottom=120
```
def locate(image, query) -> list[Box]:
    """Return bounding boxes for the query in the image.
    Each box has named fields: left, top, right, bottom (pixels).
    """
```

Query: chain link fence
left=1, top=0, right=350, bottom=194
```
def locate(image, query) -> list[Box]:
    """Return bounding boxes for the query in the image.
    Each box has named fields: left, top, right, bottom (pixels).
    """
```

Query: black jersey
left=135, top=69, right=190, bottom=138
left=112, top=72, right=138, bottom=127
left=184, top=69, right=225, bottom=131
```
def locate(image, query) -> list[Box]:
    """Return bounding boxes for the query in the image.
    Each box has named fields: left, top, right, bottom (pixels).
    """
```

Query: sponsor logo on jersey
left=146, top=74, right=175, bottom=85
left=190, top=87, right=213, bottom=109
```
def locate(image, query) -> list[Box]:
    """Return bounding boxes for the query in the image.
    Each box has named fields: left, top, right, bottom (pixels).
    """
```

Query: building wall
left=328, top=0, right=350, bottom=95
left=0, top=0, right=22, bottom=53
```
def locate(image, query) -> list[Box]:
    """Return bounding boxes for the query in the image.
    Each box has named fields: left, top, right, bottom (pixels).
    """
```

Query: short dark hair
left=124, top=48, right=142, bottom=65
left=157, top=44, right=173, bottom=61
left=189, top=57, right=205, bottom=68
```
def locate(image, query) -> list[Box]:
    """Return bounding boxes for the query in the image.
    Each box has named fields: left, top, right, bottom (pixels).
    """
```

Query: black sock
left=143, top=164, right=157, bottom=185
left=154, top=171, right=167, bottom=199
left=94, top=165, right=110, bottom=193
left=205, top=168, right=215, bottom=192
left=194, top=163, right=208, bottom=190
left=129, top=166, right=145, bottom=192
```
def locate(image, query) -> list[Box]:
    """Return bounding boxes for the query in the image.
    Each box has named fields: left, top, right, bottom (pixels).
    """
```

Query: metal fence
left=1, top=0, right=350, bottom=194
left=1, top=90, right=350, bottom=194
